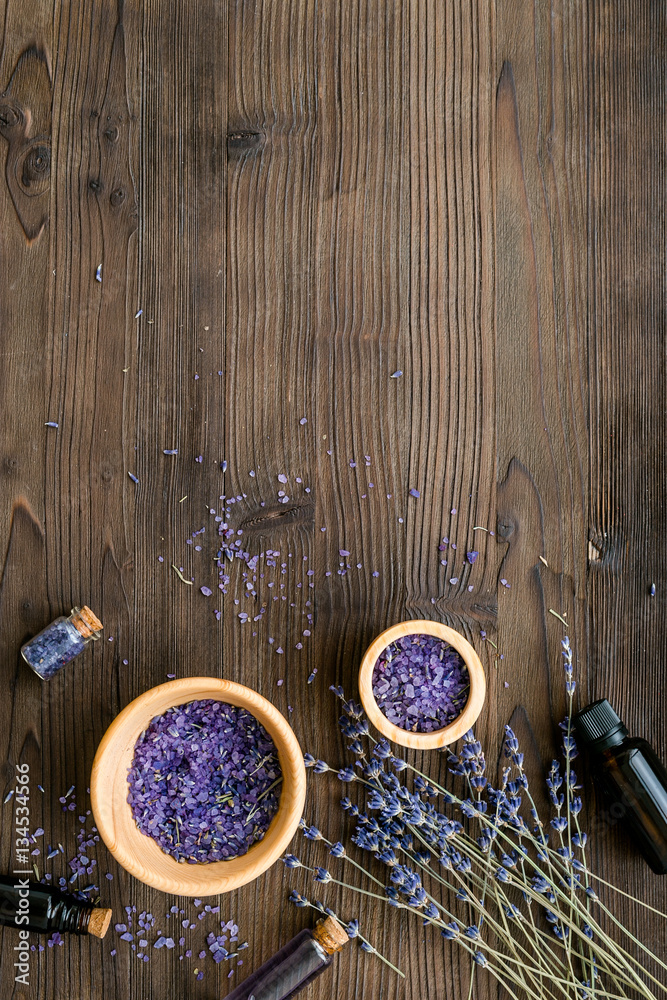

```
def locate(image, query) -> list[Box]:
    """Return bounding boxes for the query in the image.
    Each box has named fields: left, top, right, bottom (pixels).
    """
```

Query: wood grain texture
left=0, top=0, right=664, bottom=998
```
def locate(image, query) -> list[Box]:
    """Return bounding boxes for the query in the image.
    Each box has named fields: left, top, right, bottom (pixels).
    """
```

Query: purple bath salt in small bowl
left=371, top=634, right=470, bottom=734
left=127, top=700, right=282, bottom=864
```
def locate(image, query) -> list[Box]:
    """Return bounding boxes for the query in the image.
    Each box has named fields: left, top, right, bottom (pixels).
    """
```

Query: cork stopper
left=87, top=907, right=112, bottom=939
left=71, top=606, right=103, bottom=640
left=312, top=915, right=349, bottom=955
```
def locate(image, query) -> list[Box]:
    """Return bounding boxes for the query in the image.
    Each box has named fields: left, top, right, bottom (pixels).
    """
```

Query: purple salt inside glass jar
left=371, top=633, right=470, bottom=733
left=21, top=606, right=103, bottom=680
left=127, top=699, right=282, bottom=863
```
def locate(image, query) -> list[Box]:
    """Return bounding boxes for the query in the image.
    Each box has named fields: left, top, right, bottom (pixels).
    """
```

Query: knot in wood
left=104, top=124, right=119, bottom=143
left=19, top=141, right=51, bottom=195
left=227, top=130, right=263, bottom=152
left=496, top=517, right=515, bottom=540
left=0, top=101, right=22, bottom=129
left=110, top=186, right=126, bottom=207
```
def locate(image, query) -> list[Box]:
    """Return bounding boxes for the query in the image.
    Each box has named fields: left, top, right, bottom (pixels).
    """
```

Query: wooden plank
left=585, top=0, right=667, bottom=980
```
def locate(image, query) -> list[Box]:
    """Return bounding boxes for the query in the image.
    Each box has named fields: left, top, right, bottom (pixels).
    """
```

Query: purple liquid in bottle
left=224, top=918, right=348, bottom=1000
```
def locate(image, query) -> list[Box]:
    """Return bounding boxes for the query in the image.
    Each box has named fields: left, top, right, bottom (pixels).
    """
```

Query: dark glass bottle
left=574, top=699, right=667, bottom=874
left=224, top=916, right=349, bottom=1000
left=0, top=876, right=112, bottom=937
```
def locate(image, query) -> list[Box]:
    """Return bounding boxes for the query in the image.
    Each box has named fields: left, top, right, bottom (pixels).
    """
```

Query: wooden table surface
left=1, top=1, right=665, bottom=998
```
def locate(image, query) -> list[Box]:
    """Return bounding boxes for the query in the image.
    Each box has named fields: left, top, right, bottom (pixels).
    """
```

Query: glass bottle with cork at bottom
left=0, top=876, right=112, bottom=937
left=21, top=606, right=103, bottom=680
left=224, top=915, right=349, bottom=1000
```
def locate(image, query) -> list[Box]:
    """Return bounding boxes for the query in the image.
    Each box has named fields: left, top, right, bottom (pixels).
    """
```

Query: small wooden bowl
left=358, top=620, right=486, bottom=750
left=90, top=678, right=306, bottom=896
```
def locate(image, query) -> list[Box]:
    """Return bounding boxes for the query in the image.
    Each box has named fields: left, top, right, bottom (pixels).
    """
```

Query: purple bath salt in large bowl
left=358, top=621, right=486, bottom=750
left=91, top=678, right=306, bottom=896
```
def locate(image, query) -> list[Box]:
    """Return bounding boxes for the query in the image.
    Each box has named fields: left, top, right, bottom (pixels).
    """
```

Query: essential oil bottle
left=0, top=876, right=112, bottom=937
left=224, top=915, right=349, bottom=1000
left=21, top=606, right=103, bottom=680
left=574, top=699, right=667, bottom=874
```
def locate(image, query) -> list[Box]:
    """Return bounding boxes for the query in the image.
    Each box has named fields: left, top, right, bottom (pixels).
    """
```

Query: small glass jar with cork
left=21, top=606, right=103, bottom=680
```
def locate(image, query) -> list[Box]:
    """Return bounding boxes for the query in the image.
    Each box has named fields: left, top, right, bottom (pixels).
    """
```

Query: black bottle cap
left=574, top=699, right=628, bottom=752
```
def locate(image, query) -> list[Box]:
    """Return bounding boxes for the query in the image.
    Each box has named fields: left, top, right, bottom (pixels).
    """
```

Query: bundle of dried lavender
left=286, top=638, right=667, bottom=1000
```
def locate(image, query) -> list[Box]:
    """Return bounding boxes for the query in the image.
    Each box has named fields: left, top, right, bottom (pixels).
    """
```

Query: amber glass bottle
left=574, top=699, right=667, bottom=874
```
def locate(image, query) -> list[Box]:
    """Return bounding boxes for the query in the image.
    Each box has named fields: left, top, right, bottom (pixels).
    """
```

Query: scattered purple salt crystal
left=200, top=586, right=213, bottom=597
left=467, top=551, right=479, bottom=564
left=106, top=872, right=113, bottom=880
left=299, top=417, right=308, bottom=425
left=277, top=473, right=288, bottom=484
left=339, top=549, right=350, bottom=557
left=408, top=488, right=420, bottom=498
left=163, top=449, right=178, bottom=456
left=372, top=633, right=469, bottom=734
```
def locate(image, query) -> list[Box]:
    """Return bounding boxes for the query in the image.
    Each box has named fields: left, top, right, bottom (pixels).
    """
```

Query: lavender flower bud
left=289, top=891, right=309, bottom=907
left=441, top=922, right=460, bottom=940
left=313, top=867, right=332, bottom=883
left=282, top=854, right=302, bottom=868
left=329, top=842, right=346, bottom=858
left=391, top=757, right=408, bottom=772
left=372, top=738, right=392, bottom=759
left=337, top=768, right=356, bottom=782
left=346, top=919, right=359, bottom=938
left=303, top=825, right=322, bottom=841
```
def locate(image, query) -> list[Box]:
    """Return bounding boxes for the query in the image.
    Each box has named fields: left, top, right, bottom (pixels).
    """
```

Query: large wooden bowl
left=358, top=620, right=486, bottom=750
left=90, top=678, right=306, bottom=896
